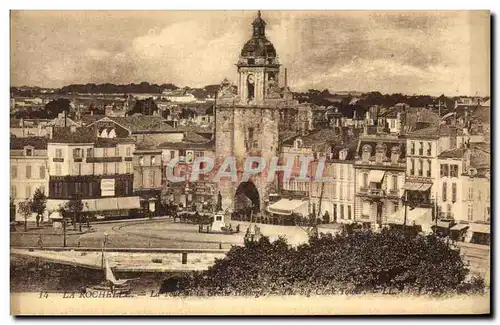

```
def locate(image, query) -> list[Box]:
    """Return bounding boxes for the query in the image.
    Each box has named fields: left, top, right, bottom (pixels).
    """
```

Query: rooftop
left=407, top=124, right=464, bottom=138
left=105, top=116, right=174, bottom=133
left=158, top=139, right=215, bottom=151
left=10, top=136, right=48, bottom=150
left=50, top=127, right=96, bottom=144
left=438, top=148, right=466, bottom=159
left=470, top=147, right=490, bottom=170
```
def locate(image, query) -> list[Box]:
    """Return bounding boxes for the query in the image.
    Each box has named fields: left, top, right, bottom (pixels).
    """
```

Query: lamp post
left=101, top=232, right=108, bottom=270
left=62, top=214, right=67, bottom=247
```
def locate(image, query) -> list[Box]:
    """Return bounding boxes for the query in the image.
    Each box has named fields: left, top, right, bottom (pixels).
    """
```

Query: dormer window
left=339, top=149, right=348, bottom=161
left=24, top=146, right=33, bottom=156
left=294, top=138, right=303, bottom=149
left=108, top=128, right=116, bottom=138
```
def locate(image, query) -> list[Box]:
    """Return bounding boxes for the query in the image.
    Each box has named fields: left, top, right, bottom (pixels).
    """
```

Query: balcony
left=387, top=189, right=399, bottom=197
left=357, top=187, right=386, bottom=198
left=86, top=156, right=123, bottom=163
left=355, top=160, right=406, bottom=170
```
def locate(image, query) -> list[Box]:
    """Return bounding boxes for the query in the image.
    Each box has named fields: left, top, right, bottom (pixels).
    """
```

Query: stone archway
left=234, top=181, right=260, bottom=212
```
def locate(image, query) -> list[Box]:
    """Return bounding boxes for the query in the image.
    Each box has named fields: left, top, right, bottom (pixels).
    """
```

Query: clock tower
left=215, top=11, right=282, bottom=212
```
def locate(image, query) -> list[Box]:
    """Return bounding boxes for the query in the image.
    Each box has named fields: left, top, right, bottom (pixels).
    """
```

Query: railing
left=86, top=156, right=122, bottom=163
left=355, top=160, right=406, bottom=169
left=358, top=187, right=385, bottom=197
left=387, top=189, right=399, bottom=197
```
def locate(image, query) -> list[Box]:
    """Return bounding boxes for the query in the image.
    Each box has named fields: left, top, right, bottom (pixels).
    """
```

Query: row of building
left=10, top=102, right=490, bottom=229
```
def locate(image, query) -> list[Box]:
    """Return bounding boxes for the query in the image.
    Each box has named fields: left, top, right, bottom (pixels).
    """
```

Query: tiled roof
left=470, top=147, right=490, bottom=170
left=107, top=116, right=174, bottom=132
left=407, top=124, right=463, bottom=138
left=472, top=106, right=490, bottom=124
left=438, top=148, right=466, bottom=159
left=80, top=115, right=106, bottom=125
left=158, top=139, right=215, bottom=150
left=10, top=136, right=48, bottom=150
left=282, top=128, right=341, bottom=147
left=176, top=125, right=213, bottom=134
left=406, top=109, right=441, bottom=129
left=50, top=127, right=96, bottom=144
left=94, top=137, right=135, bottom=147
left=184, top=131, right=211, bottom=143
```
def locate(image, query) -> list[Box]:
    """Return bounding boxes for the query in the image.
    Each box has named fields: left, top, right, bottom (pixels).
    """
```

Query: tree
left=63, top=196, right=84, bottom=231
left=179, top=107, right=196, bottom=120
left=162, top=229, right=477, bottom=296
left=43, top=98, right=71, bottom=119
left=10, top=197, right=16, bottom=231
left=18, top=199, right=32, bottom=232
left=127, top=98, right=159, bottom=116
left=31, top=188, right=47, bottom=228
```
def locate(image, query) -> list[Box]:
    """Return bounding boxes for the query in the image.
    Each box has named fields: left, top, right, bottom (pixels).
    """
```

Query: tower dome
left=238, top=11, right=279, bottom=67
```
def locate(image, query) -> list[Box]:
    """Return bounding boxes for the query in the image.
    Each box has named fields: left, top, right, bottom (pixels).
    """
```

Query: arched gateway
left=234, top=181, right=260, bottom=212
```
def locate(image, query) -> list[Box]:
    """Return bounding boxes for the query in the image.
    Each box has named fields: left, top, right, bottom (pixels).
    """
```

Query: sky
left=10, top=10, right=490, bottom=96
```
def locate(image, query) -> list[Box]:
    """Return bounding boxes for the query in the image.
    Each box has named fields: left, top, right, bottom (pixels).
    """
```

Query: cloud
left=10, top=11, right=489, bottom=96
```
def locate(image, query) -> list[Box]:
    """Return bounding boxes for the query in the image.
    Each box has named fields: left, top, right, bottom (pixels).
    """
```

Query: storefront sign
left=101, top=178, right=115, bottom=197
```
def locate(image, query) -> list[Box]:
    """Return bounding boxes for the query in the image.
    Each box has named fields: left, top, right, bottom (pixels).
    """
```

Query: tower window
left=247, top=75, right=255, bottom=100
left=248, top=58, right=255, bottom=65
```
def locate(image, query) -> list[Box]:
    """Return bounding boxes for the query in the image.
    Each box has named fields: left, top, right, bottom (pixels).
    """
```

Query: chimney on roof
left=284, top=68, right=288, bottom=88
left=47, top=126, right=53, bottom=139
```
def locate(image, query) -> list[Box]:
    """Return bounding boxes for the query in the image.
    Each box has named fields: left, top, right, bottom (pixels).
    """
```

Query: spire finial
left=257, top=10, right=261, bottom=18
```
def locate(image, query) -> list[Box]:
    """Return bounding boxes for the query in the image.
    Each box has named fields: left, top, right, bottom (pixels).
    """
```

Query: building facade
left=354, top=135, right=406, bottom=228
left=215, top=11, right=315, bottom=213
left=10, top=137, right=49, bottom=221
left=46, top=126, right=139, bottom=217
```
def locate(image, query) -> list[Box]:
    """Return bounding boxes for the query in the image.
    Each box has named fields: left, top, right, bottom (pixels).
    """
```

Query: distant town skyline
left=11, top=10, right=490, bottom=96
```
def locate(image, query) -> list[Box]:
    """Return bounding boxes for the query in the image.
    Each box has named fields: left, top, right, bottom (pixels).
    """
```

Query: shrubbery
left=160, top=228, right=484, bottom=296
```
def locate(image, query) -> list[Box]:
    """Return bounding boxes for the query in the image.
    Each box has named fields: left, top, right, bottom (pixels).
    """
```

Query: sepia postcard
left=9, top=10, right=491, bottom=315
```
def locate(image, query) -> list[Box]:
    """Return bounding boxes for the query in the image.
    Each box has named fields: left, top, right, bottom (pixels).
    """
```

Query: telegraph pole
left=403, top=190, right=408, bottom=229
left=62, top=217, right=67, bottom=247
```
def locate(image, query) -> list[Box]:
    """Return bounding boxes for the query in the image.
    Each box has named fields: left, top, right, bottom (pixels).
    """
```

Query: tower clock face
left=247, top=75, right=255, bottom=84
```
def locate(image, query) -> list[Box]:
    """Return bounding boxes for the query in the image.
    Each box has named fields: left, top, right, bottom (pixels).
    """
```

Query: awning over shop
left=402, top=182, right=432, bottom=191
left=116, top=196, right=141, bottom=210
left=386, top=207, right=433, bottom=230
left=83, top=200, right=96, bottom=212
left=47, top=199, right=97, bottom=212
left=95, top=198, right=119, bottom=211
left=368, top=170, right=385, bottom=183
left=468, top=223, right=490, bottom=234
left=267, top=199, right=309, bottom=216
left=450, top=223, right=469, bottom=231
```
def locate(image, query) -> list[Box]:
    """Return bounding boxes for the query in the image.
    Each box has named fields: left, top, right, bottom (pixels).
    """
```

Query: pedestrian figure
left=236, top=224, right=240, bottom=233
left=37, top=235, right=43, bottom=248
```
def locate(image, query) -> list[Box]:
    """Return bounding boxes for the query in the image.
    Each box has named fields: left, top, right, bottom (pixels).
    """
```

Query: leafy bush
left=161, top=228, right=483, bottom=296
